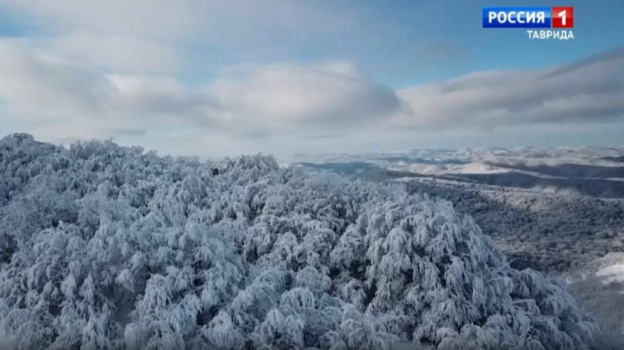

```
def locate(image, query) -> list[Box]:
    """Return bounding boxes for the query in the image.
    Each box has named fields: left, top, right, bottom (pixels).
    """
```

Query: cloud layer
left=396, top=48, right=624, bottom=129
left=209, top=63, right=402, bottom=135
left=0, top=39, right=403, bottom=141
left=1, top=36, right=623, bottom=151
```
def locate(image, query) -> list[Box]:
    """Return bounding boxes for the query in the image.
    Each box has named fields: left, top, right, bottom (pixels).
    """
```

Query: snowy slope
left=565, top=253, right=624, bottom=350
left=293, top=147, right=624, bottom=272
left=294, top=146, right=624, bottom=348
left=291, top=146, right=624, bottom=199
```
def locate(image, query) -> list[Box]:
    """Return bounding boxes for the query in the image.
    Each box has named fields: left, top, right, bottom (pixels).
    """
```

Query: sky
left=0, top=0, right=623, bottom=157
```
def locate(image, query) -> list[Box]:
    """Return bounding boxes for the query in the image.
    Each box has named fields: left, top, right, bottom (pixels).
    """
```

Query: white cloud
left=1, top=29, right=624, bottom=155
left=0, top=40, right=113, bottom=119
left=53, top=32, right=179, bottom=73
left=208, top=62, right=402, bottom=135
left=0, top=39, right=204, bottom=140
left=0, top=39, right=401, bottom=142
left=3, top=0, right=199, bottom=40
left=1, top=0, right=358, bottom=83
left=4, top=0, right=355, bottom=44
left=395, top=48, right=624, bottom=129
left=107, top=75, right=215, bottom=119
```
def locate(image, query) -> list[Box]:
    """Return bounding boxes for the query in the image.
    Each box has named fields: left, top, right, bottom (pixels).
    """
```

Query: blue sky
left=0, top=0, right=623, bottom=156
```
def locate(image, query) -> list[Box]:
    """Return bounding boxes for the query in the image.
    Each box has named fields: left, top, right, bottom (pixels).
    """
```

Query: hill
left=0, top=134, right=597, bottom=350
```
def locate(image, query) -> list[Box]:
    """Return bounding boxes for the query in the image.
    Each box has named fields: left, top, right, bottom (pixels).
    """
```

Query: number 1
left=558, top=10, right=567, bottom=26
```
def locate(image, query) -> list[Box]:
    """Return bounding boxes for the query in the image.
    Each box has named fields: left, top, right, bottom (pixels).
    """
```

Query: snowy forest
left=0, top=134, right=601, bottom=350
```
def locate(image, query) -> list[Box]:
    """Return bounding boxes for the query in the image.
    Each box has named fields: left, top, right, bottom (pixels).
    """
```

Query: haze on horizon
left=0, top=0, right=623, bottom=157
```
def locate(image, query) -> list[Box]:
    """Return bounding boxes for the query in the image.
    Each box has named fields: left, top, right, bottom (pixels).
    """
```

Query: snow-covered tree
left=0, top=134, right=599, bottom=349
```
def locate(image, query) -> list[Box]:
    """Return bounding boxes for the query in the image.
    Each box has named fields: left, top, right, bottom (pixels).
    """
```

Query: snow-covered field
left=293, top=146, right=624, bottom=348
left=0, top=134, right=608, bottom=349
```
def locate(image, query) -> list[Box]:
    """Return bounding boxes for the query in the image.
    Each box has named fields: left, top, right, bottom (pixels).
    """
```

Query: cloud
left=1, top=30, right=623, bottom=155
left=0, top=40, right=113, bottom=119
left=107, top=75, right=216, bottom=121
left=53, top=32, right=180, bottom=73
left=0, top=39, right=209, bottom=139
left=4, top=0, right=200, bottom=40
left=0, top=39, right=401, bottom=141
left=2, top=0, right=358, bottom=81
left=4, top=0, right=355, bottom=44
left=395, top=47, right=624, bottom=129
left=208, top=62, right=403, bottom=134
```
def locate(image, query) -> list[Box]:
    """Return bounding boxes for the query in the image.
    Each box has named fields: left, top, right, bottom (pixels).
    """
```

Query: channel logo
left=483, top=7, right=574, bottom=28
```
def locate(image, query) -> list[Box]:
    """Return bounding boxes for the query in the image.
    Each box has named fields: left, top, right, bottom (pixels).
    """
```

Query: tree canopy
left=0, top=134, right=597, bottom=350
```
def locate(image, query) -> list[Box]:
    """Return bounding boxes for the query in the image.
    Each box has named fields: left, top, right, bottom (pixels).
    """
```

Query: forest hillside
left=0, top=134, right=598, bottom=350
